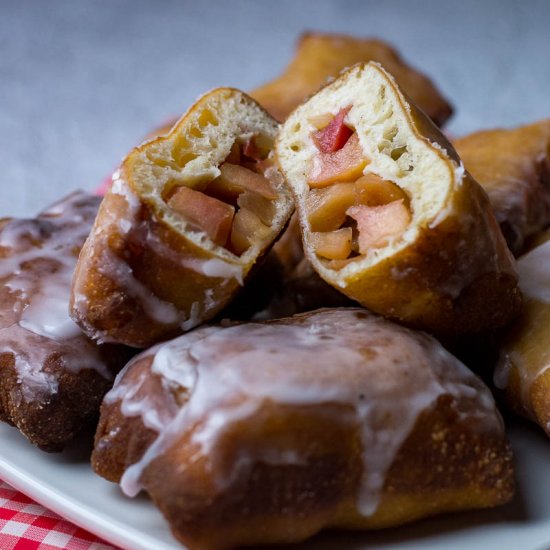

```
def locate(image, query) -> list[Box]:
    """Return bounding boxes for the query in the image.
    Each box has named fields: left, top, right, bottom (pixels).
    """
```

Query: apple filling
left=306, top=108, right=412, bottom=267
left=165, top=137, right=278, bottom=255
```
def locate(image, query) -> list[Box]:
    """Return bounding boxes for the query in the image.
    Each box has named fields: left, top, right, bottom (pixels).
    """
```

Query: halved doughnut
left=71, top=88, right=294, bottom=347
left=276, top=62, right=521, bottom=336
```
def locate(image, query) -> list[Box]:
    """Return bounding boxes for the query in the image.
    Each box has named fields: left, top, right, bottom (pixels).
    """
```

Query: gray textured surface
left=1, top=0, right=549, bottom=217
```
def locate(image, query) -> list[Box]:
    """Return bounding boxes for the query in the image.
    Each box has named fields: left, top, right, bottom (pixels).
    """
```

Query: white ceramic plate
left=0, top=418, right=549, bottom=550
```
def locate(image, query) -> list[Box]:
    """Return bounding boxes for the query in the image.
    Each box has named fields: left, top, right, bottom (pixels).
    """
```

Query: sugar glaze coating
left=0, top=192, right=112, bottom=404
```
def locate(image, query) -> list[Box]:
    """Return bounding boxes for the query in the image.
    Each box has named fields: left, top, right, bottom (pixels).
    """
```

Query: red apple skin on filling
left=308, top=133, right=369, bottom=188
left=311, top=106, right=353, bottom=153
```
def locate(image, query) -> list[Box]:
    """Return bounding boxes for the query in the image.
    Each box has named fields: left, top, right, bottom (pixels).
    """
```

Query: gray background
left=1, top=0, right=549, bottom=218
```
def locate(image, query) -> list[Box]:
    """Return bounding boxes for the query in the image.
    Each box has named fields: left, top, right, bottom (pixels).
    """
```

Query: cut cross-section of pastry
left=495, top=229, right=550, bottom=437
left=71, top=88, right=294, bottom=348
left=250, top=32, right=453, bottom=126
left=277, top=62, right=521, bottom=336
left=454, top=119, right=550, bottom=255
left=92, top=308, right=513, bottom=550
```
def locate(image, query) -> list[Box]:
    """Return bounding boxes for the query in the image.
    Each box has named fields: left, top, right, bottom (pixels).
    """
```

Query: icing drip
left=186, top=258, right=243, bottom=286
left=93, top=173, right=182, bottom=330
left=108, top=309, right=501, bottom=517
left=0, top=192, right=113, bottom=403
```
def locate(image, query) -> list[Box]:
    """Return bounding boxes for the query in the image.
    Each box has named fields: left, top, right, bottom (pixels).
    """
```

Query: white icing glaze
left=0, top=192, right=114, bottom=403
left=19, top=276, right=82, bottom=340
left=517, top=240, right=550, bottom=302
left=108, top=309, right=502, bottom=517
left=194, top=258, right=243, bottom=285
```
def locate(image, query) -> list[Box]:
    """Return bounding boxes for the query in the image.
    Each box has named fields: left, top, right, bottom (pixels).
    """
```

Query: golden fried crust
left=531, top=372, right=550, bottom=436
left=138, top=400, right=512, bottom=550
left=455, top=120, right=550, bottom=255
left=0, top=193, right=131, bottom=451
left=0, top=348, right=124, bottom=452
left=251, top=32, right=453, bottom=126
left=93, top=309, right=513, bottom=550
left=501, top=360, right=550, bottom=438
left=71, top=88, right=294, bottom=348
left=92, top=356, right=159, bottom=481
left=94, top=369, right=513, bottom=550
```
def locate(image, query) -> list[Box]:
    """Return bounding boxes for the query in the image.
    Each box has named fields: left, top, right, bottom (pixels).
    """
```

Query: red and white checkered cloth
left=0, top=480, right=116, bottom=550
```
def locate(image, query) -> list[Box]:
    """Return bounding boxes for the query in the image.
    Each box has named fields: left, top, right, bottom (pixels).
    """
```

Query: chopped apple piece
left=214, top=163, right=278, bottom=200
left=310, top=228, right=353, bottom=260
left=355, top=174, right=409, bottom=207
left=308, top=133, right=369, bottom=188
left=242, top=136, right=262, bottom=161
left=168, top=185, right=235, bottom=246
left=306, top=182, right=356, bottom=232
left=237, top=190, right=275, bottom=226
left=346, top=200, right=410, bottom=252
left=230, top=207, right=271, bottom=255
left=311, top=106, right=352, bottom=153
left=248, top=157, right=275, bottom=174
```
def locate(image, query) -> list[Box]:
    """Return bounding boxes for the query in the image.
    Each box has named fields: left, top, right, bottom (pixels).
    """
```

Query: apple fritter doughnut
left=71, top=88, right=294, bottom=348
left=0, top=192, right=129, bottom=451
left=276, top=62, right=521, bottom=337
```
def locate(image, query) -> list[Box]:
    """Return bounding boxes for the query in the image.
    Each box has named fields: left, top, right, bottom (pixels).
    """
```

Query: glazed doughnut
left=0, top=192, right=129, bottom=451
left=495, top=229, right=550, bottom=436
left=251, top=32, right=453, bottom=126
left=455, top=120, right=550, bottom=254
left=70, top=88, right=294, bottom=348
left=92, top=308, right=513, bottom=550
left=276, top=62, right=521, bottom=336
